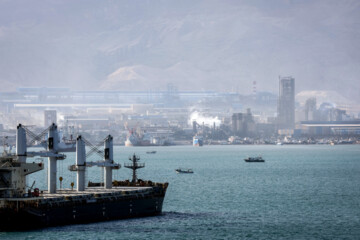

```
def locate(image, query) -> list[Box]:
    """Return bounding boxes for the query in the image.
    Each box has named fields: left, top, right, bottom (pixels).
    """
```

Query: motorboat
left=175, top=168, right=194, bottom=173
left=146, top=151, right=157, bottom=154
left=244, top=156, right=265, bottom=162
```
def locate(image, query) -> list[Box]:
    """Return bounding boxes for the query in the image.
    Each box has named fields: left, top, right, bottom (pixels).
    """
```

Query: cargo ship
left=125, top=131, right=172, bottom=147
left=193, top=135, right=203, bottom=146
left=125, top=131, right=151, bottom=146
left=0, top=124, right=168, bottom=231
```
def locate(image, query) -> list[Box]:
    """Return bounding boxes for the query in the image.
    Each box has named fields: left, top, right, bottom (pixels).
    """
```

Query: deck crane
left=69, top=135, right=120, bottom=191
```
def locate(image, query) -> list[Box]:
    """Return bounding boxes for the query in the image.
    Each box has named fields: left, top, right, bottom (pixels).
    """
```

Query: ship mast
left=124, top=153, right=145, bottom=183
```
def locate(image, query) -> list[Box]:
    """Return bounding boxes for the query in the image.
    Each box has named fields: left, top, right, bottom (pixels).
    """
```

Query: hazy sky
left=0, top=0, right=359, bottom=101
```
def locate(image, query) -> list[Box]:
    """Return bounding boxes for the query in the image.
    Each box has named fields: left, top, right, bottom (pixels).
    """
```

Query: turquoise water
left=1, top=145, right=360, bottom=239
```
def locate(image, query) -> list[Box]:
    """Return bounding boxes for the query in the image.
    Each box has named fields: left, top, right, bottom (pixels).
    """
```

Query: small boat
left=244, top=156, right=265, bottom=162
left=146, top=151, right=157, bottom=154
left=175, top=168, right=194, bottom=173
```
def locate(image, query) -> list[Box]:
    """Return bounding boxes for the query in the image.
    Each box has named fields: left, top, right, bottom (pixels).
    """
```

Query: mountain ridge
left=0, top=1, right=359, bottom=101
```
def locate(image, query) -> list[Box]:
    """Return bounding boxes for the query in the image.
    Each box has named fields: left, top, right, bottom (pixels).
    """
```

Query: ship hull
left=125, top=141, right=167, bottom=147
left=125, top=141, right=152, bottom=147
left=0, top=195, right=165, bottom=231
left=193, top=141, right=203, bottom=147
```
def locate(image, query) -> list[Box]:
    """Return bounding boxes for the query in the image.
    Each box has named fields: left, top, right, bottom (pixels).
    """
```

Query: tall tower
left=277, top=76, right=295, bottom=130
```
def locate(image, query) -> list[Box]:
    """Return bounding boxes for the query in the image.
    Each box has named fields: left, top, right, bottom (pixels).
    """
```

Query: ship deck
left=5, top=186, right=154, bottom=201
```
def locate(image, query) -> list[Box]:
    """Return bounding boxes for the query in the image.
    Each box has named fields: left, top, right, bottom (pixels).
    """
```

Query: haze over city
left=1, top=1, right=360, bottom=238
left=0, top=0, right=359, bottom=102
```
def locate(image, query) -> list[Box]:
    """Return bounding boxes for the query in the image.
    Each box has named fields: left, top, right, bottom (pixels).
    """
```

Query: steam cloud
left=188, top=111, right=221, bottom=127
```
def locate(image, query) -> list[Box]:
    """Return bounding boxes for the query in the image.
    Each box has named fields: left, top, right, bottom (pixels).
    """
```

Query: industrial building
left=299, top=121, right=360, bottom=136
left=231, top=109, right=256, bottom=136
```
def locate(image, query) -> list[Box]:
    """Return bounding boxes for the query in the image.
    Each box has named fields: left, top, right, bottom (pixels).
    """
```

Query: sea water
left=1, top=145, right=360, bottom=239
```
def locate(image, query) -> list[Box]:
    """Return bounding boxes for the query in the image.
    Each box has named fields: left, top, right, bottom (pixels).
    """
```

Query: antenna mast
left=124, top=153, right=145, bottom=183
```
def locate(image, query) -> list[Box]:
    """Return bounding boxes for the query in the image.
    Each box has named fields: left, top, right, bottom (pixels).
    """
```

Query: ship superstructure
left=0, top=124, right=168, bottom=230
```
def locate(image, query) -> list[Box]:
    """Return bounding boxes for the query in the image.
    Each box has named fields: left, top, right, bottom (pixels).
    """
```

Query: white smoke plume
left=188, top=111, right=221, bottom=127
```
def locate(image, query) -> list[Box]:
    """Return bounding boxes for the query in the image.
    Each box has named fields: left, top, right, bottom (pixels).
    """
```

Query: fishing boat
left=244, top=156, right=265, bottom=162
left=146, top=151, right=157, bottom=154
left=175, top=168, right=194, bottom=173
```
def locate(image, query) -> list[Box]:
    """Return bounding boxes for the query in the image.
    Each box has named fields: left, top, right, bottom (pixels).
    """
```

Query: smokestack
left=193, top=121, right=197, bottom=134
